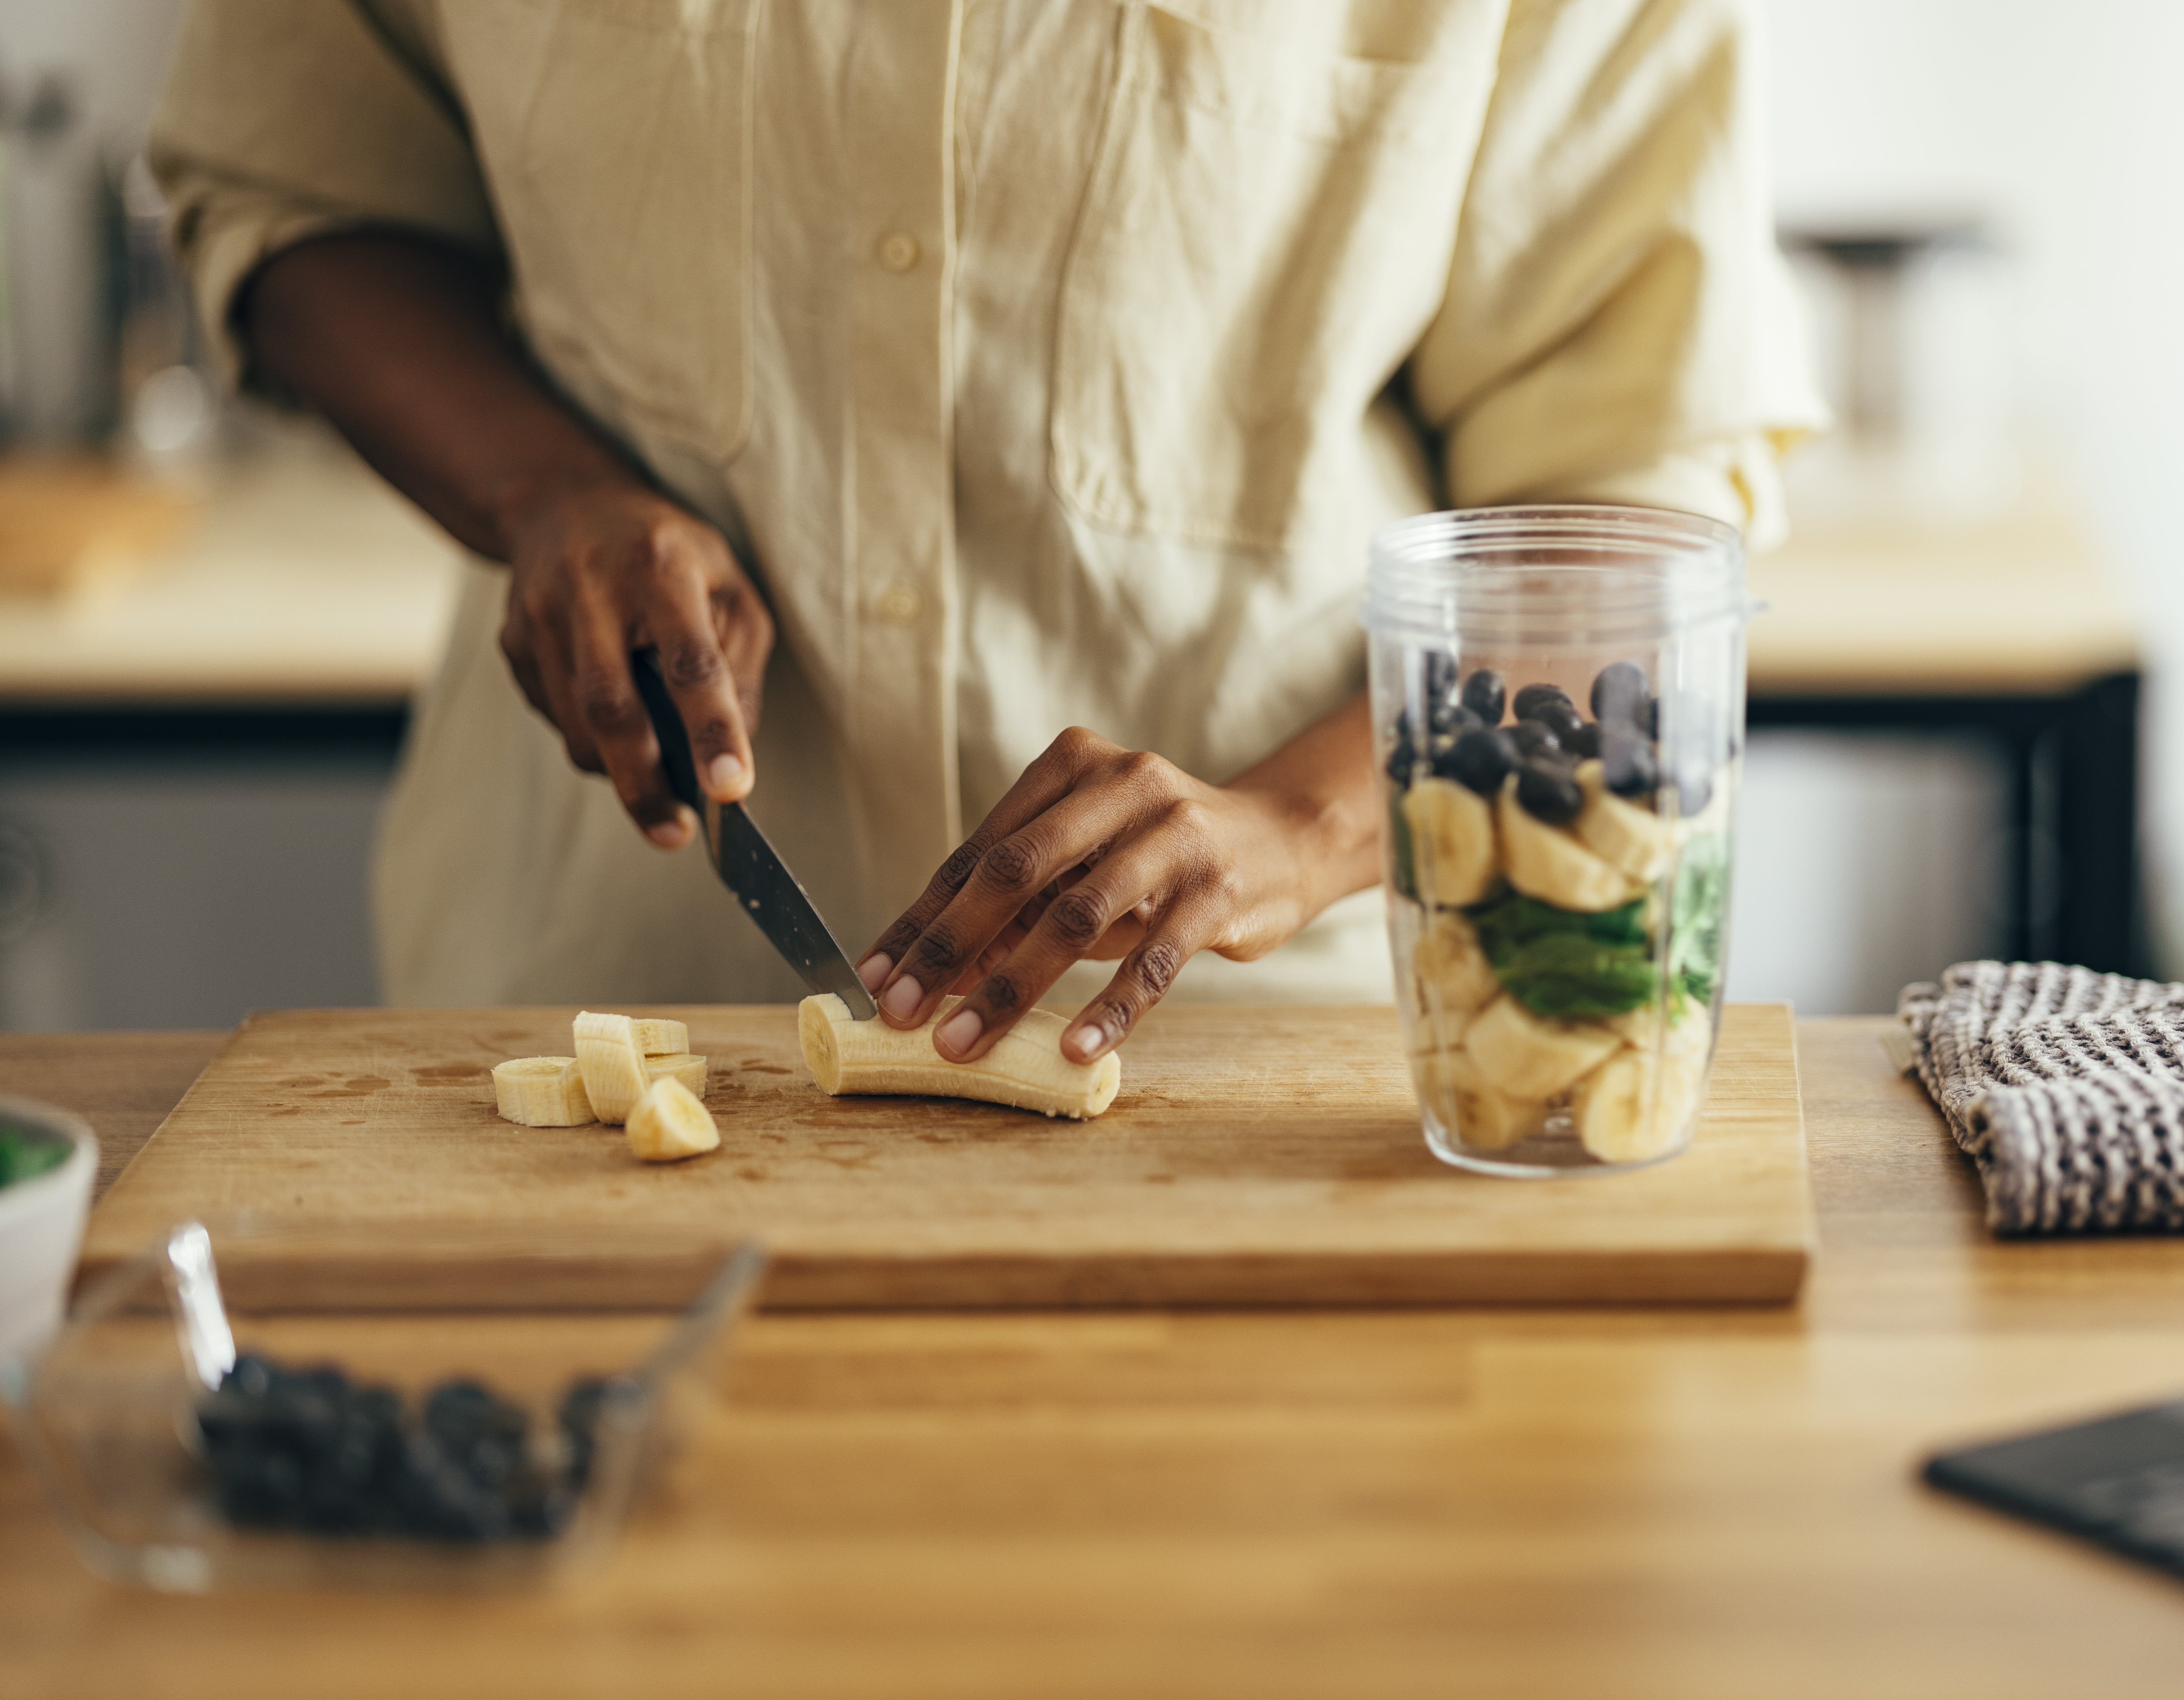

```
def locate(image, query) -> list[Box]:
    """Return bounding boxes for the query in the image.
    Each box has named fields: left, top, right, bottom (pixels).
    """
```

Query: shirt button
left=875, top=231, right=921, bottom=273
left=873, top=583, right=923, bottom=625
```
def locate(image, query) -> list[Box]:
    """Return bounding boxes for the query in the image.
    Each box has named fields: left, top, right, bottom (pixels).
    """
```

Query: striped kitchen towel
left=1899, top=961, right=2184, bottom=1235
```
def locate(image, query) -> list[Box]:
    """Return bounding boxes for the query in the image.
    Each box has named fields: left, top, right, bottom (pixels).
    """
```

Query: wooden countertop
left=5, top=1017, right=2182, bottom=1695
left=0, top=431, right=462, bottom=705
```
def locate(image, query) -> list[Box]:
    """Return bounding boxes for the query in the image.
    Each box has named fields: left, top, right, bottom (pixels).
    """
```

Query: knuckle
left=909, top=925, right=965, bottom=977
left=1133, top=938, right=1186, bottom=997
left=1047, top=887, right=1110, bottom=950
left=936, top=838, right=987, bottom=893
left=977, top=836, right=1043, bottom=898
left=1158, top=795, right=1214, bottom=845
left=1117, top=748, right=1171, bottom=790
left=1051, top=725, right=1107, bottom=766
left=578, top=679, right=644, bottom=736
left=977, top=976, right=1025, bottom=1016
left=662, top=637, right=727, bottom=692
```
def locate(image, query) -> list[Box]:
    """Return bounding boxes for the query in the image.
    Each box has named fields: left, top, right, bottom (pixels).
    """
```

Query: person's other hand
left=498, top=478, right=773, bottom=847
left=856, top=726, right=1353, bottom=1067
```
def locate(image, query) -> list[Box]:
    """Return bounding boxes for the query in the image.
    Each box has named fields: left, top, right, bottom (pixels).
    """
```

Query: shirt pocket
left=442, top=0, right=760, bottom=463
left=1051, top=3, right=1487, bottom=552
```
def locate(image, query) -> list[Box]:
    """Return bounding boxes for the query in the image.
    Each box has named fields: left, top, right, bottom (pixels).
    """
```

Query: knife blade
left=632, top=650, right=879, bottom=1018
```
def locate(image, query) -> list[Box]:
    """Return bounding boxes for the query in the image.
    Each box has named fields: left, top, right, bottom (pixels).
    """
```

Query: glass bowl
left=2, top=1217, right=766, bottom=1592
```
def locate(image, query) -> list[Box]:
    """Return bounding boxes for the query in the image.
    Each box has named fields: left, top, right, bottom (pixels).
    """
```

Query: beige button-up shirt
left=152, top=0, right=1823, bottom=1007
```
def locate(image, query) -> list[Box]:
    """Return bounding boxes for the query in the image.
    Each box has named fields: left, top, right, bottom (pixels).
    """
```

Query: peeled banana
left=490, top=1056, right=595, bottom=1127
left=631, top=1018, right=689, bottom=1057
left=1572, top=760, right=1677, bottom=882
left=645, top=1052, right=708, bottom=1097
left=574, top=1010, right=652, bottom=1125
left=1497, top=780, right=1639, bottom=912
left=1465, top=994, right=1621, bottom=1100
left=1403, top=777, right=1497, bottom=907
left=798, top=993, right=1122, bottom=1119
left=625, top=1075, right=721, bottom=1162
left=1570, top=1045, right=1706, bottom=1164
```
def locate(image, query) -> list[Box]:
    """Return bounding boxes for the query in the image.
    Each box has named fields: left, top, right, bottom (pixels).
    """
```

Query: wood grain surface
left=79, top=1004, right=1813, bottom=1308
left=7, top=1018, right=2184, bottom=1700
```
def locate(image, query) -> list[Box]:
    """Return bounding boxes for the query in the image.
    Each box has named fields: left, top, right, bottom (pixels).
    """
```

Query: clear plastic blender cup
left=1361, top=506, right=1749, bottom=1176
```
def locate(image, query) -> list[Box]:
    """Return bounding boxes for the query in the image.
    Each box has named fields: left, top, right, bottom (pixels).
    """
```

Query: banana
left=1411, top=1044, right=1548, bottom=1152
left=1570, top=1045, right=1707, bottom=1165
left=1464, top=994, right=1621, bottom=1100
left=1606, top=1004, right=1716, bottom=1059
left=1403, top=777, right=1497, bottom=907
left=799, top=993, right=1122, bottom=1119
left=631, top=1018, right=689, bottom=1057
left=490, top=1056, right=595, bottom=1127
left=573, top=1010, right=652, bottom=1125
left=1412, top=910, right=1500, bottom=1017
left=624, top=1075, right=721, bottom=1162
left=1572, top=760, right=1677, bottom=883
left=644, top=1052, right=708, bottom=1097
left=1497, top=779, right=1639, bottom=912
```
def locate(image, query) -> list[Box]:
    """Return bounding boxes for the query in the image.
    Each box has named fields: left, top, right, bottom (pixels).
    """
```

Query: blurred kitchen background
left=0, top=0, right=2174, bottom=1028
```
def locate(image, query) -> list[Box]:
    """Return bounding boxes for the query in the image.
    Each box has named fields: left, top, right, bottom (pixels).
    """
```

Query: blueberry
left=1445, top=727, right=1515, bottom=797
left=1385, top=712, right=1419, bottom=786
left=1590, top=661, right=1652, bottom=725
left=1562, top=721, right=1601, bottom=761
left=1524, top=697, right=1585, bottom=743
left=1512, top=683, right=1573, bottom=723
left=1460, top=668, right=1506, bottom=725
left=1507, top=721, right=1560, bottom=761
left=1515, top=759, right=1584, bottom=825
left=1601, top=732, right=1659, bottom=800
left=1422, top=651, right=1460, bottom=711
left=224, top=1353, right=276, bottom=1401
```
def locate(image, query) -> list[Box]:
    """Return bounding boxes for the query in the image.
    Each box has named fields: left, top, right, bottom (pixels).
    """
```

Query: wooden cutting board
left=82, top=1003, right=1814, bottom=1308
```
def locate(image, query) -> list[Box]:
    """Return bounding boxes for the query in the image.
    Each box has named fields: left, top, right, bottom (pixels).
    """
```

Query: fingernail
left=1067, top=1023, right=1106, bottom=1061
left=881, top=975, right=924, bottom=1021
left=707, top=754, right=745, bottom=795
left=934, top=1006, right=983, bottom=1057
left=856, top=953, right=891, bottom=992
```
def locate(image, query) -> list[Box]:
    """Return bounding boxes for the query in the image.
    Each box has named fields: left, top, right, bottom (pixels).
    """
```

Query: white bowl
left=0, top=1096, right=98, bottom=1373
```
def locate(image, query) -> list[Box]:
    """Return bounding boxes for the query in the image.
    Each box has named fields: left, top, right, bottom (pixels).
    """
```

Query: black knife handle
left=632, top=649, right=704, bottom=812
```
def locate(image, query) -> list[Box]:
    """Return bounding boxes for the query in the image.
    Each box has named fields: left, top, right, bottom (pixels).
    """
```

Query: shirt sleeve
left=147, top=0, right=499, bottom=391
left=1408, top=0, right=1828, bottom=549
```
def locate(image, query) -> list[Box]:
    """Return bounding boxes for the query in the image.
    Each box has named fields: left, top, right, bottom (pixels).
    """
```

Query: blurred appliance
left=0, top=67, right=110, bottom=444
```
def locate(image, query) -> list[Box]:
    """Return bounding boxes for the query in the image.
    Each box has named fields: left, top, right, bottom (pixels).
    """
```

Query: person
left=151, top=0, right=1821, bottom=1068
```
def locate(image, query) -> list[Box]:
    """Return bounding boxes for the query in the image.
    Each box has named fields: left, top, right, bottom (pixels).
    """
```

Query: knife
left=632, top=650, right=879, bottom=1018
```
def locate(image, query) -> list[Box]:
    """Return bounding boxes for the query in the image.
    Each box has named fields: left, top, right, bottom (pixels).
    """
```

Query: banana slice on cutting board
left=625, top=1076, right=721, bottom=1162
left=1572, top=760, right=1678, bottom=883
left=574, top=1010, right=652, bottom=1125
left=1403, top=778, right=1497, bottom=908
left=1465, top=995, right=1622, bottom=1100
left=631, top=1018, right=689, bottom=1057
left=491, top=1056, right=595, bottom=1127
left=644, top=1053, right=708, bottom=1097
left=1497, top=780, right=1641, bottom=913
left=799, top=993, right=1120, bottom=1118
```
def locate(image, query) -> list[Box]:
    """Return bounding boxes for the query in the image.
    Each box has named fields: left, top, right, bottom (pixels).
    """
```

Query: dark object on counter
left=1512, top=683, right=1572, bottom=724
left=1443, top=727, right=1515, bottom=796
left=1460, top=668, right=1505, bottom=725
left=195, top=1353, right=610, bottom=1543
left=1924, top=1398, right=2184, bottom=1579
left=1590, top=661, right=1652, bottom=726
left=1900, top=961, right=2184, bottom=1235
left=1515, top=759, right=1584, bottom=826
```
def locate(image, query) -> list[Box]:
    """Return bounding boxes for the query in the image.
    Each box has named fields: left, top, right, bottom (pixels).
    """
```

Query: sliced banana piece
left=1465, top=994, right=1622, bottom=1100
left=574, top=1010, right=651, bottom=1125
left=490, top=1056, right=595, bottom=1127
left=1605, top=1004, right=1716, bottom=1058
left=1570, top=1046, right=1707, bottom=1165
left=1403, top=777, right=1497, bottom=908
left=645, top=1052, right=708, bottom=1097
left=1497, top=779, right=1640, bottom=912
left=1413, top=910, right=1500, bottom=1017
left=631, top=1018, right=690, bottom=1057
left=1573, top=760, right=1678, bottom=883
left=799, top=993, right=1120, bottom=1119
left=625, top=1076, right=721, bottom=1162
left=1411, top=1044, right=1549, bottom=1152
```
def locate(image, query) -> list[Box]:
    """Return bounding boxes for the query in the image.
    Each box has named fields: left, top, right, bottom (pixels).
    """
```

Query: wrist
left=484, top=457, right=660, bottom=563
left=1228, top=772, right=1381, bottom=927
